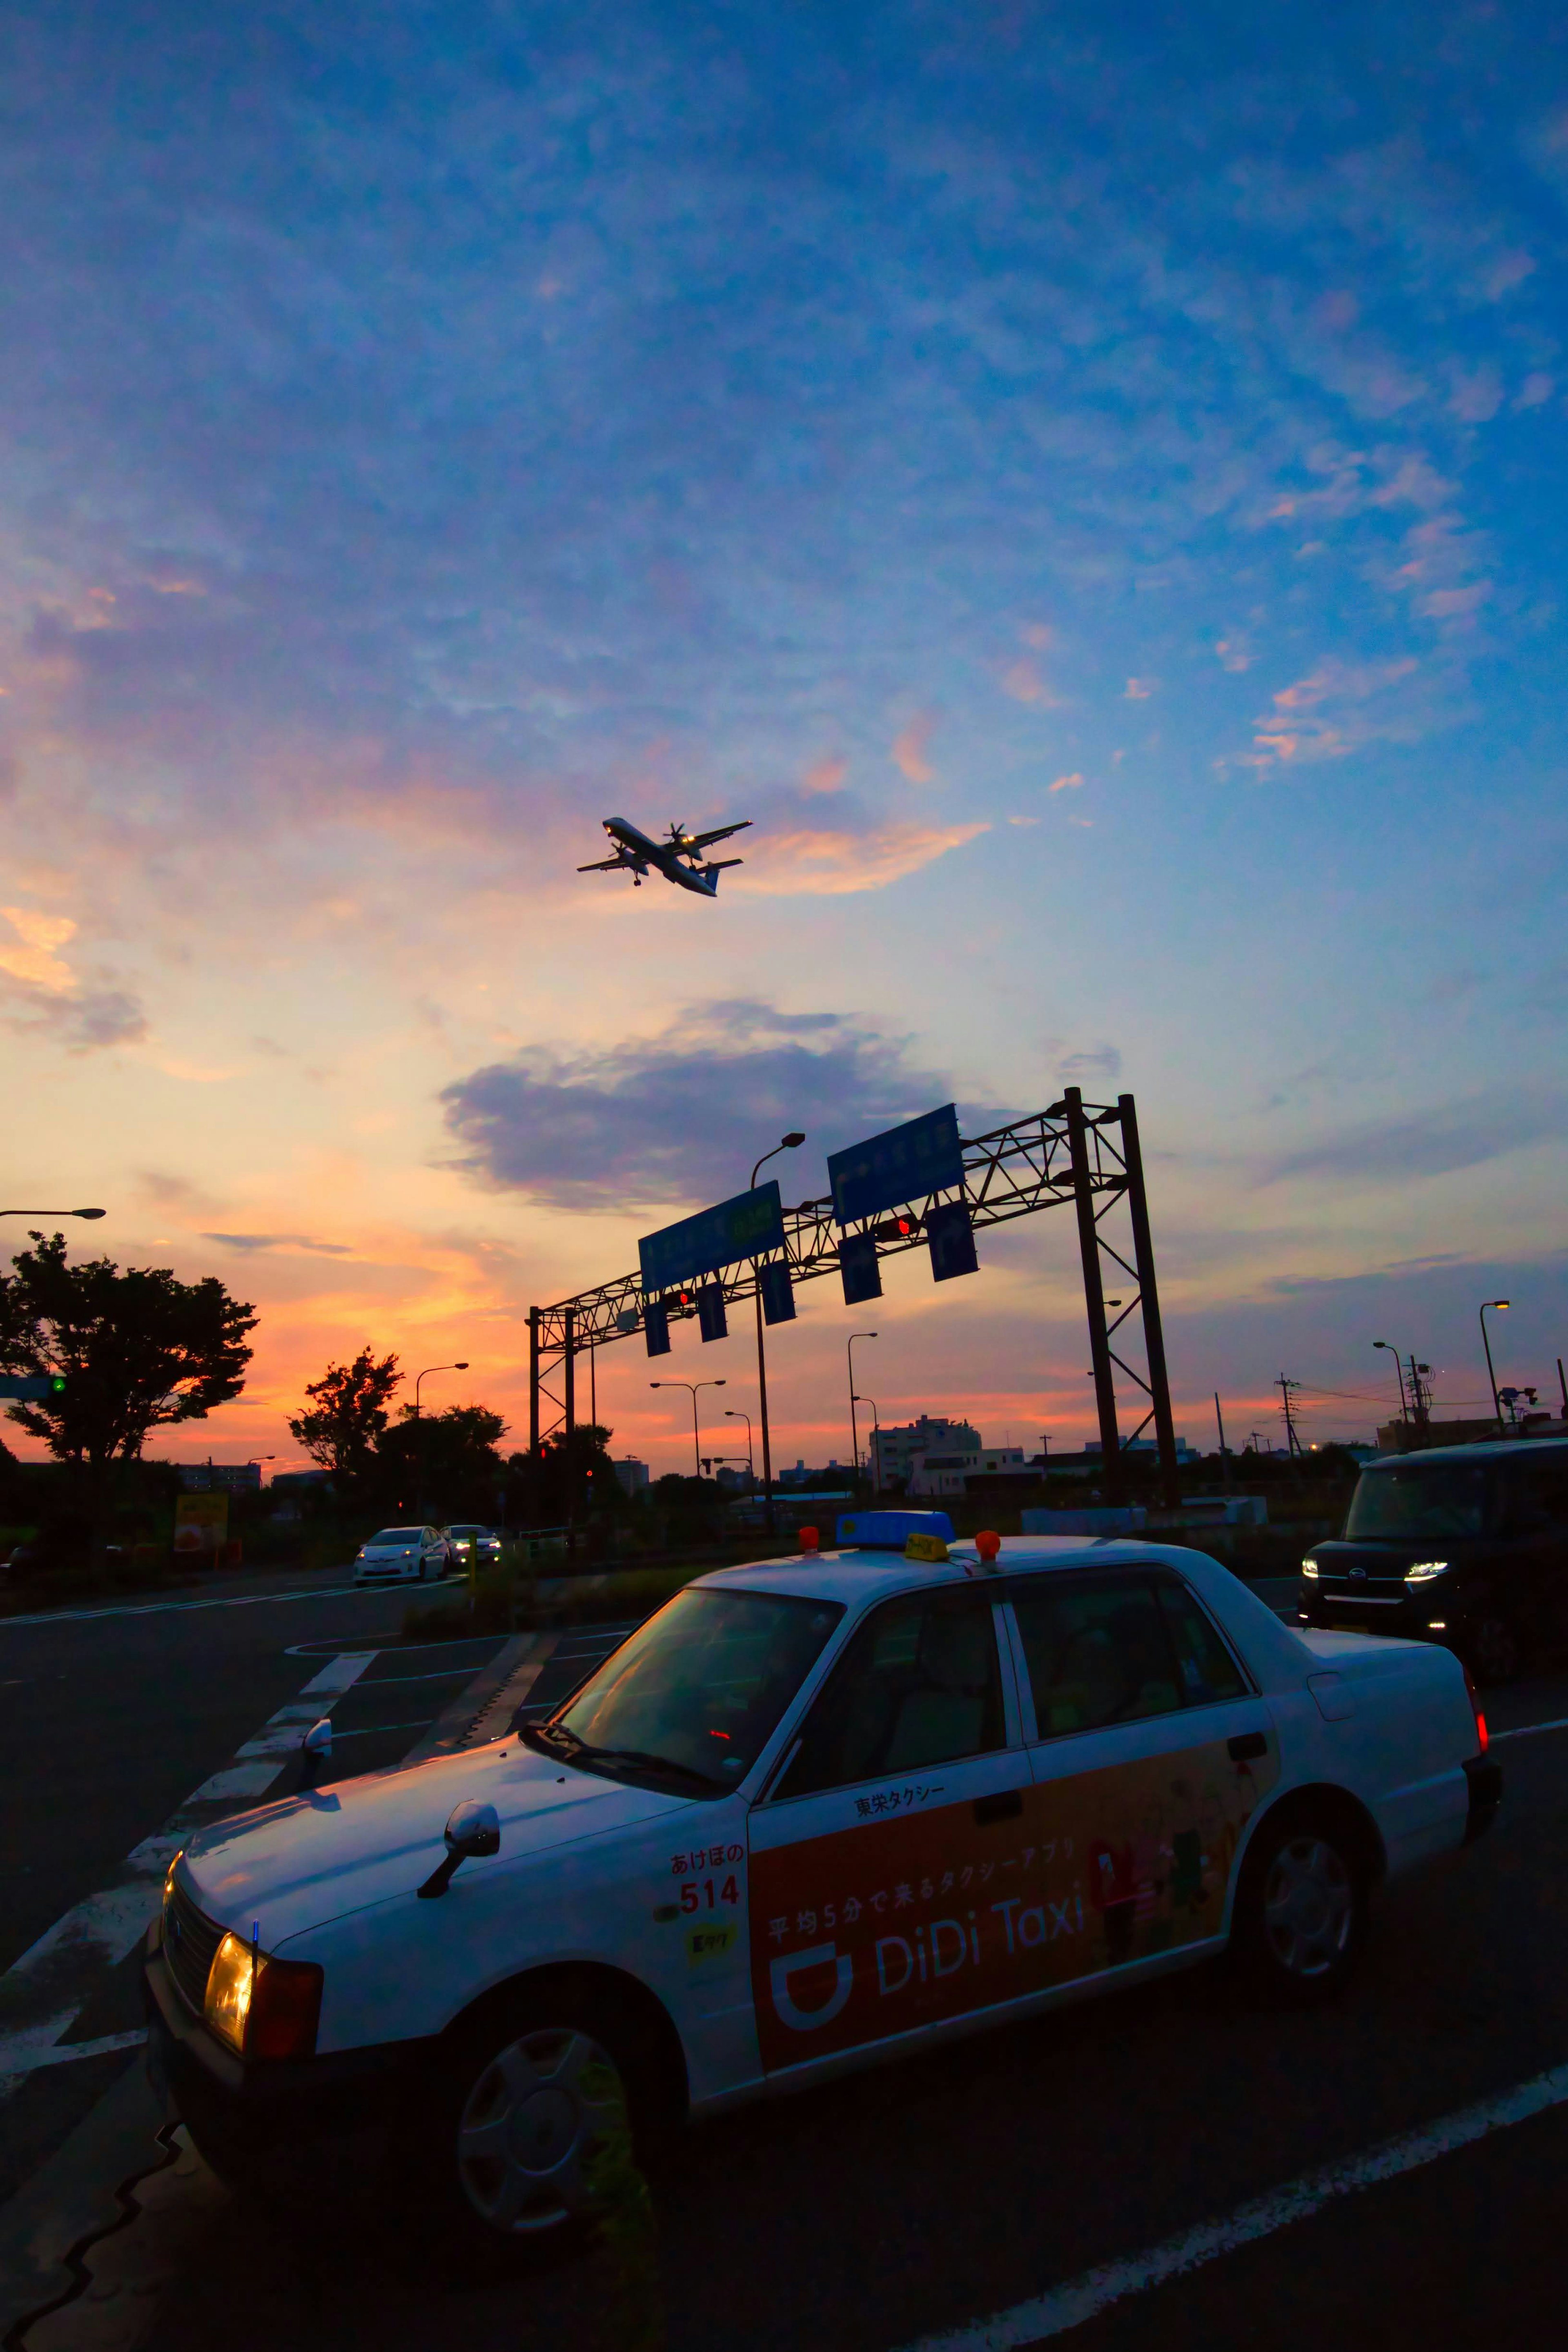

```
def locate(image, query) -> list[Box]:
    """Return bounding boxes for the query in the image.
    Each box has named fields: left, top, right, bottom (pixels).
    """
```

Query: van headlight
left=1404, top=1560, right=1449, bottom=1583
left=1301, top=1559, right=1320, bottom=1579
left=204, top=1932, right=323, bottom=2060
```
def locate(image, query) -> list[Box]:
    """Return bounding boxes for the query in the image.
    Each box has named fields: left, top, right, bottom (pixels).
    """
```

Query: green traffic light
left=49, top=1374, right=67, bottom=1393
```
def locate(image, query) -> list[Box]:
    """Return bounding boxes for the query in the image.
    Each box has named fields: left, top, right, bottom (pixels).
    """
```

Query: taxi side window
left=1012, top=1578, right=1195, bottom=1739
left=1156, top=1584, right=1247, bottom=1706
left=772, top=1590, right=1004, bottom=1800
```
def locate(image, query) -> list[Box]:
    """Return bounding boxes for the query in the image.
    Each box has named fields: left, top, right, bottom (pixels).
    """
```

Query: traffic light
left=50, top=1373, right=67, bottom=1394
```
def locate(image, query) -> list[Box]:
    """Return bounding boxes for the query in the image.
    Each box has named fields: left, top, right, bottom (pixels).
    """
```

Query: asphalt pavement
left=4, top=1574, right=1568, bottom=2352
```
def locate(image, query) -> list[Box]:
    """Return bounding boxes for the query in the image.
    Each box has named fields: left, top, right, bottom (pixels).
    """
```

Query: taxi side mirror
left=301, top=1719, right=332, bottom=1788
left=417, top=1800, right=502, bottom=1900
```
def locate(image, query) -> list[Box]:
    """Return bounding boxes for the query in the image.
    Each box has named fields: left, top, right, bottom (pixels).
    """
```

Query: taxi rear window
left=1011, top=1573, right=1246, bottom=1739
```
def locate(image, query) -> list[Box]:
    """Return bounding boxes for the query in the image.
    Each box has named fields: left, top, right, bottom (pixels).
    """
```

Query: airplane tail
left=704, top=858, right=744, bottom=889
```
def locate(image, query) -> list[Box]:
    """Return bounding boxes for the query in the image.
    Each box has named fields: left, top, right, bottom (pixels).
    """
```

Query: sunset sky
left=3, top=1, right=1566, bottom=1476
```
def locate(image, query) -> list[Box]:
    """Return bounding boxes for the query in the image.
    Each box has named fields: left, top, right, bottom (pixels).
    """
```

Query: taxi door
left=1003, top=1566, right=1279, bottom=1984
left=747, top=1584, right=1048, bottom=2076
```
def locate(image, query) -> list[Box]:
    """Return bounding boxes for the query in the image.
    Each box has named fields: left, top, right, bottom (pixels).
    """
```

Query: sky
left=3, top=0, right=1567, bottom=1477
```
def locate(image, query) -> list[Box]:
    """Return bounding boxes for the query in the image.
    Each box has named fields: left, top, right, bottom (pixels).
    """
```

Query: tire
left=1233, top=1809, right=1369, bottom=2005
left=1469, top=1615, right=1522, bottom=1686
left=414, top=1980, right=666, bottom=2265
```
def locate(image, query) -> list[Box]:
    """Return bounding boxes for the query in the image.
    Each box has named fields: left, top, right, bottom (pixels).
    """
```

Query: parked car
left=351, top=1526, right=452, bottom=1586
left=145, top=1527, right=1497, bottom=2254
left=1300, top=1437, right=1568, bottom=1682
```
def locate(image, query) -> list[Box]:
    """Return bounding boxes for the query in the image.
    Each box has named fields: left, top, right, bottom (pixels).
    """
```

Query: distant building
left=873, top=1417, right=981, bottom=1489
left=178, top=1461, right=262, bottom=1494
left=611, top=1457, right=650, bottom=1497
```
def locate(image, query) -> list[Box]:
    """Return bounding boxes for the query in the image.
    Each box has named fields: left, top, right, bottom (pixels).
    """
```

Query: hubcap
left=1262, top=1835, right=1353, bottom=1978
left=457, top=2027, right=622, bottom=2236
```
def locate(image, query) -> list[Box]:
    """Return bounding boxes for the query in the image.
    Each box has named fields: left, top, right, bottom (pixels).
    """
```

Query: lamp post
left=0, top=1207, right=106, bottom=1219
left=855, top=1396, right=880, bottom=1499
left=1480, top=1300, right=1510, bottom=1430
left=724, top=1408, right=755, bottom=1484
left=750, top=1132, right=805, bottom=1538
left=650, top=1379, right=726, bottom=1478
left=1373, top=1341, right=1410, bottom=1424
left=848, top=1333, right=878, bottom=1497
left=412, top=1361, right=469, bottom=1519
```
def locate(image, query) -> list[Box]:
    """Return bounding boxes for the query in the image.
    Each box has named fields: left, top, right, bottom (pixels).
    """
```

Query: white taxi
left=144, top=1525, right=1499, bottom=2253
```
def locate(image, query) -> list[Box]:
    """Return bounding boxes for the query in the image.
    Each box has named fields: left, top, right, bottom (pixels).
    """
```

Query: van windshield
left=528, top=1586, right=843, bottom=1797
left=1344, top=1462, right=1489, bottom=1542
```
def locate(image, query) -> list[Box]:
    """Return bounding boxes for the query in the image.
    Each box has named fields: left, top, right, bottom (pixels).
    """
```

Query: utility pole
left=1275, top=1375, right=1304, bottom=1458
left=1214, top=1392, right=1233, bottom=1492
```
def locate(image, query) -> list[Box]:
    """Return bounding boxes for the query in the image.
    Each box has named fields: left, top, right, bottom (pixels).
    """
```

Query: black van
left=1300, top=1439, right=1568, bottom=1683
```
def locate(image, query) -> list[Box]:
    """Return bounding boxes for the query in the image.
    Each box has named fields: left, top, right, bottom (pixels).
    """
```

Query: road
left=2, top=1575, right=1567, bottom=2351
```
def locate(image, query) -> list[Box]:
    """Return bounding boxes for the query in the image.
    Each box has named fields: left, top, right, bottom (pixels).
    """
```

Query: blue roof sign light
left=829, top=1105, right=964, bottom=1227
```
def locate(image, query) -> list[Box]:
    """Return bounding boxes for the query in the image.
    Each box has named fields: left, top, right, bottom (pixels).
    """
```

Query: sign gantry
left=528, top=1087, right=1180, bottom=1508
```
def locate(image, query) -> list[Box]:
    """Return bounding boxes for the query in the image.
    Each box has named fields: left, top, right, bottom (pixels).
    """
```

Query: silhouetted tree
left=0, top=1229, right=256, bottom=1560
left=289, top=1349, right=401, bottom=1479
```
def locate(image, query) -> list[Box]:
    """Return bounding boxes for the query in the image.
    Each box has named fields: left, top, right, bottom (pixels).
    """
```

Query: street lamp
left=412, top=1361, right=469, bottom=1519
left=848, top=1333, right=878, bottom=1495
left=724, top=1408, right=755, bottom=1483
left=1373, top=1341, right=1410, bottom=1424
left=855, top=1396, right=880, bottom=1498
left=750, top=1132, right=806, bottom=1537
left=1480, top=1301, right=1510, bottom=1430
left=0, top=1207, right=106, bottom=1219
left=650, top=1379, right=726, bottom=1478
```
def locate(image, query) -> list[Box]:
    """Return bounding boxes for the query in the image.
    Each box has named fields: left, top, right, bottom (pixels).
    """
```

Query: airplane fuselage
left=603, top=817, right=720, bottom=896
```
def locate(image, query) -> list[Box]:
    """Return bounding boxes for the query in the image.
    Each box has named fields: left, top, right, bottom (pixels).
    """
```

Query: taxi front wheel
left=417, top=1983, right=662, bottom=2264
left=1233, top=1811, right=1369, bottom=2005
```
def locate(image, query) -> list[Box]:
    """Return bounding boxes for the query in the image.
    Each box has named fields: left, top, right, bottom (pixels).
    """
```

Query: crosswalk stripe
left=0, top=1652, right=376, bottom=2100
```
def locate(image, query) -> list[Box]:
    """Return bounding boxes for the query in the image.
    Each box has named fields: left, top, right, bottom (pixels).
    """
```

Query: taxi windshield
left=531, top=1586, right=843, bottom=1797
left=1345, top=1462, right=1490, bottom=1541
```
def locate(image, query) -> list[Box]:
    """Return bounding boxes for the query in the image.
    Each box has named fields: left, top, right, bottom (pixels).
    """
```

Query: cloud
left=1057, top=1044, right=1122, bottom=1089
left=1000, top=661, right=1060, bottom=706
left=1215, top=637, right=1252, bottom=672
left=891, top=713, right=939, bottom=783
left=199, top=1233, right=355, bottom=1255
left=1123, top=678, right=1154, bottom=700
left=1262, top=1091, right=1568, bottom=1187
left=0, top=904, right=147, bottom=1050
left=732, top=816, right=988, bottom=895
left=1516, top=372, right=1555, bottom=410
left=1249, top=657, right=1423, bottom=767
left=440, top=1001, right=961, bottom=1209
left=1047, top=772, right=1085, bottom=794
left=801, top=756, right=847, bottom=795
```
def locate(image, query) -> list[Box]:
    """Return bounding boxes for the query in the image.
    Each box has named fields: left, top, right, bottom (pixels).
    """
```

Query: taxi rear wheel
left=418, top=1982, right=663, bottom=2265
left=1234, top=1811, right=1368, bottom=2004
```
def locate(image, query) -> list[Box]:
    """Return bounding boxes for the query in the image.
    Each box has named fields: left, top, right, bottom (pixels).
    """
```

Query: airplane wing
left=577, top=856, right=628, bottom=872
left=703, top=858, right=744, bottom=871
left=686, top=820, right=752, bottom=851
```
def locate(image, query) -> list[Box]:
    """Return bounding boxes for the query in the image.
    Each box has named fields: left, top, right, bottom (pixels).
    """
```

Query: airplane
left=577, top=815, right=752, bottom=898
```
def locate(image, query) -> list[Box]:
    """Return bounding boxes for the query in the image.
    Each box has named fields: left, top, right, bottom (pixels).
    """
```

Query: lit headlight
left=203, top=1931, right=323, bottom=2060
left=1405, top=1560, right=1449, bottom=1583
left=205, top=1932, right=258, bottom=2051
left=1301, top=1559, right=1320, bottom=1579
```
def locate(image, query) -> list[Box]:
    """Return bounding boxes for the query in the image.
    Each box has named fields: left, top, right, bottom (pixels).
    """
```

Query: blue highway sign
left=640, top=1180, right=786, bottom=1295
left=829, top=1104, right=964, bottom=1227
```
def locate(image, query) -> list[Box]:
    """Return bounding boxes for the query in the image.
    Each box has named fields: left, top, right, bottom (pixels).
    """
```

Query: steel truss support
left=527, top=1094, right=1181, bottom=1507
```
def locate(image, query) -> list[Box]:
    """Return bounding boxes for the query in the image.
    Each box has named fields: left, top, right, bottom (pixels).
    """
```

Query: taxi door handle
left=1228, top=1732, right=1267, bottom=1762
left=973, top=1789, right=1025, bottom=1826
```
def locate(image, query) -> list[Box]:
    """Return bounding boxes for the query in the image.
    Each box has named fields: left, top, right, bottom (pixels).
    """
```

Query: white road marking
left=893, top=2060, right=1568, bottom=2350
left=1490, top=1715, right=1568, bottom=1743
left=0, top=2020, right=147, bottom=2076
left=0, top=1584, right=365, bottom=1628
left=0, top=1652, right=376, bottom=2100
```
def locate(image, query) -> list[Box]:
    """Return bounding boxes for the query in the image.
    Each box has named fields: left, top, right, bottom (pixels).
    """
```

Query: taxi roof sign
left=835, top=1509, right=955, bottom=1553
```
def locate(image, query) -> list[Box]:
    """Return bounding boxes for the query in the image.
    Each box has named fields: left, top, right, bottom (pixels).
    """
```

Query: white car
left=352, top=1525, right=451, bottom=1585
left=145, top=1529, right=1499, bottom=2254
left=446, top=1523, right=503, bottom=1566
